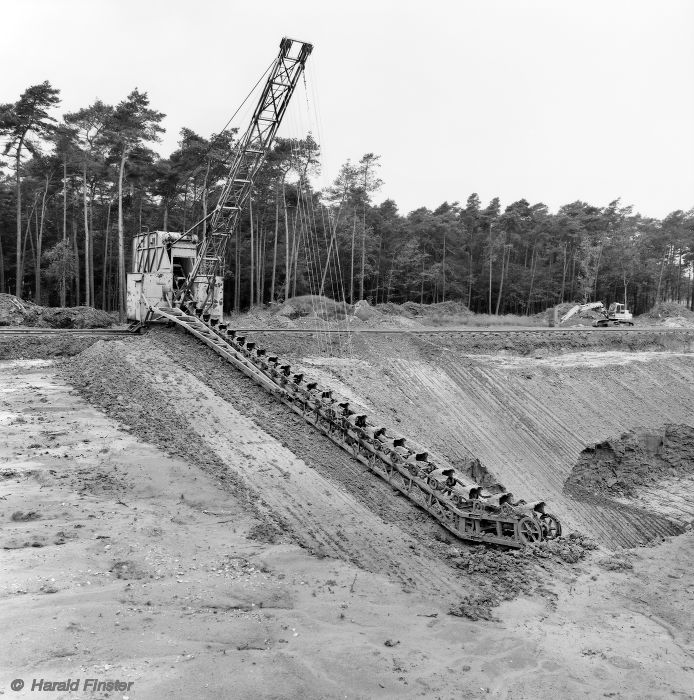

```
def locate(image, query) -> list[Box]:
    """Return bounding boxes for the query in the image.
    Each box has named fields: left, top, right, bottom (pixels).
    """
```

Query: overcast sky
left=3, top=0, right=693, bottom=218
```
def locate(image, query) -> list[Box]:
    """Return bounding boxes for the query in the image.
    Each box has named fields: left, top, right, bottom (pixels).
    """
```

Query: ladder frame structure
left=175, top=37, right=313, bottom=310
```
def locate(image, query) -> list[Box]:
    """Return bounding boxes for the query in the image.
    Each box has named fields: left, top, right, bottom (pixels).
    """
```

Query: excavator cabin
left=126, top=230, right=223, bottom=323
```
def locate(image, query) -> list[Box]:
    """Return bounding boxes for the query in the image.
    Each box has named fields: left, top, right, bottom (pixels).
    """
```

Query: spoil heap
left=0, top=294, right=115, bottom=328
left=566, top=424, right=694, bottom=499
left=644, top=301, right=694, bottom=327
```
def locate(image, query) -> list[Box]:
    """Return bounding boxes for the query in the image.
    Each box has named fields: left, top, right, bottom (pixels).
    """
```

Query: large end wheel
left=518, top=516, right=543, bottom=544
left=540, top=512, right=562, bottom=539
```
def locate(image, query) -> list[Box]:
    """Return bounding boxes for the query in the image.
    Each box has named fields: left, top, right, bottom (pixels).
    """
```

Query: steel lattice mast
left=176, top=37, right=312, bottom=308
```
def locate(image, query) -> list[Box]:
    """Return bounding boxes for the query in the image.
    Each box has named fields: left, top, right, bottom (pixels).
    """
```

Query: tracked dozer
left=129, top=37, right=562, bottom=548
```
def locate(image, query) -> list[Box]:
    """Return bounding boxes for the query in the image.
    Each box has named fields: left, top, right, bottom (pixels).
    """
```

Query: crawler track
left=147, top=304, right=561, bottom=548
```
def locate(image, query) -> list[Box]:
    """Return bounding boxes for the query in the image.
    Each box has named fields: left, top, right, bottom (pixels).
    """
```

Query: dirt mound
left=643, top=302, right=694, bottom=327
left=645, top=301, right=694, bottom=319
left=276, top=295, right=352, bottom=321
left=36, top=306, right=115, bottom=328
left=0, top=335, right=106, bottom=360
left=0, top=294, right=41, bottom=326
left=566, top=424, right=694, bottom=498
left=376, top=300, right=470, bottom=318
left=0, top=293, right=116, bottom=328
left=448, top=534, right=598, bottom=620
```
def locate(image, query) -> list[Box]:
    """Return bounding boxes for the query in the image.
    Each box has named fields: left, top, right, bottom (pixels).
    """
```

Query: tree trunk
left=234, top=227, right=240, bottom=313
left=82, top=161, right=90, bottom=306
left=271, top=184, right=279, bottom=302
left=19, top=211, right=30, bottom=298
left=15, top=143, right=25, bottom=298
left=72, top=208, right=80, bottom=306
left=89, top=186, right=95, bottom=306
left=488, top=224, right=493, bottom=313
left=560, top=242, right=567, bottom=303
left=360, top=162, right=369, bottom=301
left=386, top=251, right=396, bottom=302
left=36, top=177, right=49, bottom=305
left=290, top=203, right=301, bottom=298
left=117, top=151, right=127, bottom=321
left=260, top=224, right=267, bottom=305
left=525, top=246, right=537, bottom=316
left=249, top=197, right=255, bottom=307
left=61, top=158, right=68, bottom=306
left=593, top=243, right=603, bottom=301
left=20, top=196, right=38, bottom=299
left=283, top=183, right=290, bottom=301
left=202, top=159, right=210, bottom=239
left=359, top=222, right=366, bottom=301
left=27, top=206, right=37, bottom=300
left=442, top=233, right=446, bottom=302
left=495, top=244, right=508, bottom=315
left=102, top=201, right=111, bottom=310
left=350, top=212, right=356, bottom=303
left=374, top=229, right=383, bottom=303
left=467, top=250, right=473, bottom=308
left=655, top=247, right=667, bottom=302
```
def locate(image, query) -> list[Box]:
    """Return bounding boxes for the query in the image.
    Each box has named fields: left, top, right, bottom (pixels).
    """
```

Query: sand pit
left=3, top=327, right=694, bottom=698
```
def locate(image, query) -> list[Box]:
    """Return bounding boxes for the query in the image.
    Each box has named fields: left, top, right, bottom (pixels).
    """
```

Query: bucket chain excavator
left=127, top=38, right=562, bottom=548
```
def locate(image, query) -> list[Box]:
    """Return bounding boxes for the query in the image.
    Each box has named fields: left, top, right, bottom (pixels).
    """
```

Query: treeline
left=1, top=81, right=693, bottom=317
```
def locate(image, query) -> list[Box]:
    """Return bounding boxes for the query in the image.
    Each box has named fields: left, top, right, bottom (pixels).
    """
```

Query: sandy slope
left=256, top=330, right=694, bottom=547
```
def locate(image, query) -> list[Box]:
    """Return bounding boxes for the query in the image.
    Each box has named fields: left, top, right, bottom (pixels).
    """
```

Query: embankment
left=247, top=330, right=694, bottom=547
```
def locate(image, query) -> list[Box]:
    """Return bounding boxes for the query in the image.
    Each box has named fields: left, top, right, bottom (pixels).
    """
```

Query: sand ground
left=2, top=356, right=693, bottom=699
